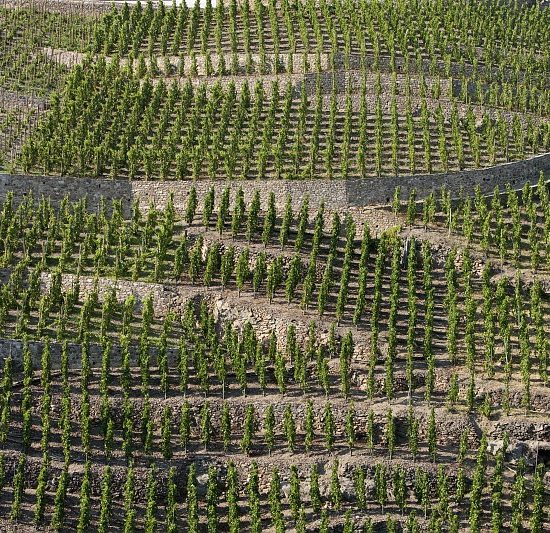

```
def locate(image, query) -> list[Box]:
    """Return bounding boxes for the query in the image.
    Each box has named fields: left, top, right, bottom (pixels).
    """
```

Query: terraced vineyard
left=0, top=0, right=548, bottom=532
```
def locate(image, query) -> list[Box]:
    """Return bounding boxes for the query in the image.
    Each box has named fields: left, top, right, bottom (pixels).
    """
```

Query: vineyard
left=0, top=0, right=549, bottom=532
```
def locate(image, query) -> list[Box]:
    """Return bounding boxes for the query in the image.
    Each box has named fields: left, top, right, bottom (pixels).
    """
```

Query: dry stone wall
left=0, top=336, right=180, bottom=371
left=302, top=71, right=545, bottom=126
left=1, top=151, right=548, bottom=215
left=40, top=271, right=199, bottom=318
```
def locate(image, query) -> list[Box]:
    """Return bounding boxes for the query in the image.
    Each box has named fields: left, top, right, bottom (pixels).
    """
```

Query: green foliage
left=283, top=405, right=297, bottom=453
left=186, top=464, right=199, bottom=533
left=0, top=6, right=548, bottom=531
left=241, top=405, right=256, bottom=455
left=99, top=466, right=112, bottom=533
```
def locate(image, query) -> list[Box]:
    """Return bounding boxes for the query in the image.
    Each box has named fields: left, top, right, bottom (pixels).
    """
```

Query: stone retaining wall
left=40, top=272, right=199, bottom=318
left=0, top=337, right=180, bottom=371
left=38, top=271, right=354, bottom=356
left=1, top=152, right=548, bottom=214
